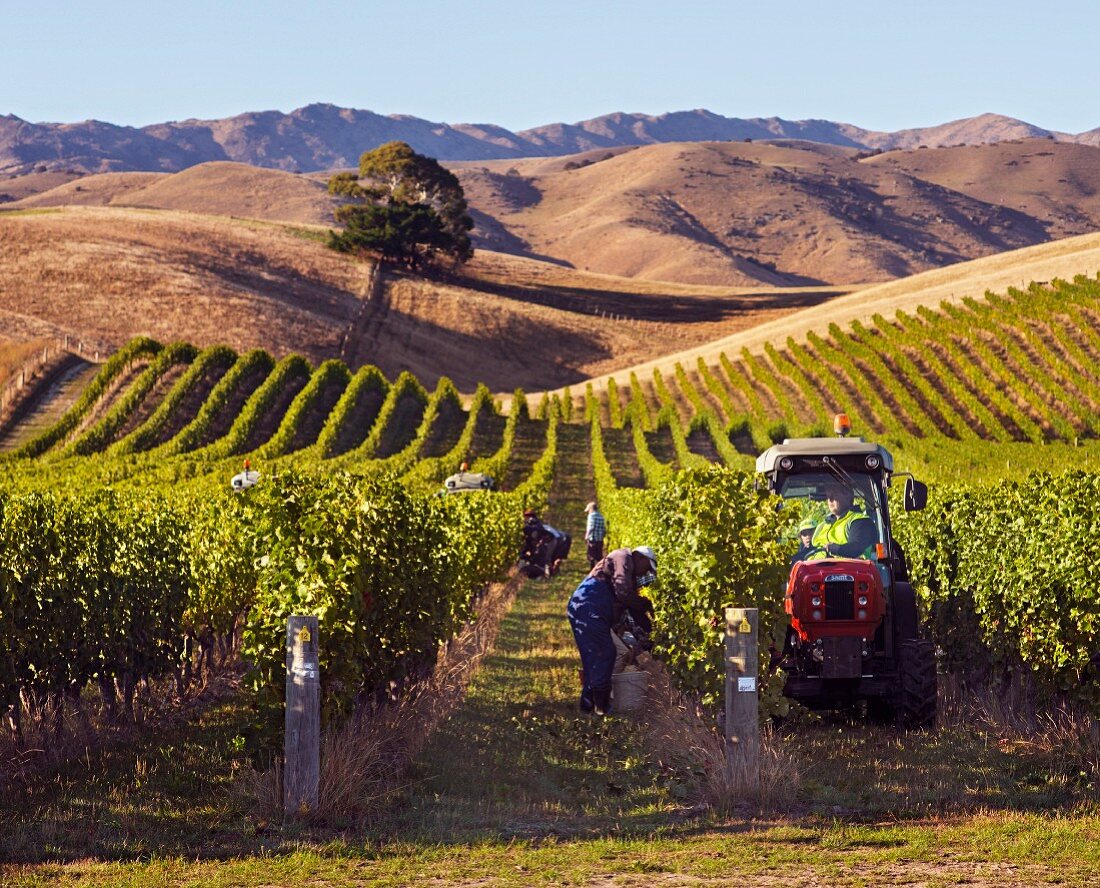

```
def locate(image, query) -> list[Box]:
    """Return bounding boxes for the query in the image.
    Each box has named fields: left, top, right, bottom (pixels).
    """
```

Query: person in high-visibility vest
left=809, top=482, right=876, bottom=559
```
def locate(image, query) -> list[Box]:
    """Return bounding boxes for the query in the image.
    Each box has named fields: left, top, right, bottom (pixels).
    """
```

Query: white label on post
left=738, top=676, right=756, bottom=692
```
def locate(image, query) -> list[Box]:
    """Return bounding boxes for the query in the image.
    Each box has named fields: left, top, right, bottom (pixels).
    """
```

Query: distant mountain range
left=3, top=105, right=1100, bottom=176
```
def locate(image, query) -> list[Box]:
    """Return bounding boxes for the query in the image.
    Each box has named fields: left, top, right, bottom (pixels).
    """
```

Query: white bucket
left=611, top=669, right=647, bottom=713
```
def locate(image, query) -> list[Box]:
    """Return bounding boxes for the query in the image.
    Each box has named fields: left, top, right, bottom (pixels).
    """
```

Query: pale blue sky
left=3, top=0, right=1098, bottom=133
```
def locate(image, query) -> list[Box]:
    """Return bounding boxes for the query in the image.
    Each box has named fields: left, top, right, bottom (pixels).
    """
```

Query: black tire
left=893, top=581, right=918, bottom=643
left=897, top=639, right=937, bottom=730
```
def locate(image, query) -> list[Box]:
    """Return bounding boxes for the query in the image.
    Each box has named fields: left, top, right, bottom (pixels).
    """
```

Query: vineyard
left=3, top=269, right=1100, bottom=880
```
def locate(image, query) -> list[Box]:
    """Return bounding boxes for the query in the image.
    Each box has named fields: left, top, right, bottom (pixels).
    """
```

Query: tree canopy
left=327, top=142, right=473, bottom=268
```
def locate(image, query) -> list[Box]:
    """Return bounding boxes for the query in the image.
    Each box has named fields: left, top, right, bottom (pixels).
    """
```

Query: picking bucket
left=611, top=669, right=647, bottom=713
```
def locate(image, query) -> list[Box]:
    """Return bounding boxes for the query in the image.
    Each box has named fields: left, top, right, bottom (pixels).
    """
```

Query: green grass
left=6, top=817, right=1100, bottom=885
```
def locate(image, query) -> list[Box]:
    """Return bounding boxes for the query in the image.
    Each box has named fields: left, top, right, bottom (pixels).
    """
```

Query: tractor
left=756, top=415, right=937, bottom=728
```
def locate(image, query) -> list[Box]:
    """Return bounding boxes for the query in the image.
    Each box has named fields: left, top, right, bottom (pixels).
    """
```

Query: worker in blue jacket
left=567, top=546, right=657, bottom=715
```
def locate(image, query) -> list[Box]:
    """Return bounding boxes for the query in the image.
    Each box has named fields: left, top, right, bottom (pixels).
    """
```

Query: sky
left=3, top=0, right=1099, bottom=134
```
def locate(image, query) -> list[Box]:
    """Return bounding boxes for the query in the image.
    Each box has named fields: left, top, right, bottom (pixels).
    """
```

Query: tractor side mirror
left=903, top=478, right=928, bottom=511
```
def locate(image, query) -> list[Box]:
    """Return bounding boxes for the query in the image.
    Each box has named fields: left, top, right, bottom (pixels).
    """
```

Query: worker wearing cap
left=809, top=483, right=876, bottom=560
left=791, top=518, right=818, bottom=565
left=567, top=546, right=657, bottom=715
left=583, top=501, right=606, bottom=568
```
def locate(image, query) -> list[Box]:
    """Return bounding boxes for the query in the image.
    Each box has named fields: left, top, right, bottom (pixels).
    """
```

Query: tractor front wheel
left=897, top=639, right=937, bottom=729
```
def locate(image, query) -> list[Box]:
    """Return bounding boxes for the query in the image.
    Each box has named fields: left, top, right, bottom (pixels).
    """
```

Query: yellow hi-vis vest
left=809, top=509, right=874, bottom=560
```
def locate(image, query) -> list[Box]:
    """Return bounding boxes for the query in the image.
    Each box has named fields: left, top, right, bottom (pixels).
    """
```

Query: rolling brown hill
left=7, top=162, right=340, bottom=226
left=7, top=139, right=1100, bottom=292
left=0, top=207, right=365, bottom=363
left=452, top=140, right=1054, bottom=286
left=0, top=206, right=844, bottom=391
left=863, top=140, right=1100, bottom=239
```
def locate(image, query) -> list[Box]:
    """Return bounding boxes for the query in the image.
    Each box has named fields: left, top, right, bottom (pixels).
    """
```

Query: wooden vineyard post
left=284, top=615, right=320, bottom=819
left=725, top=607, right=759, bottom=793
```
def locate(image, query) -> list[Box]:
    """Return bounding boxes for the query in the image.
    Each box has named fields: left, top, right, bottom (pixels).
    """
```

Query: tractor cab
left=756, top=414, right=936, bottom=727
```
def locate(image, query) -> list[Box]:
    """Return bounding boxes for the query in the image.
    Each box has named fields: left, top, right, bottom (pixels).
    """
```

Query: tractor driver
left=808, top=482, right=876, bottom=560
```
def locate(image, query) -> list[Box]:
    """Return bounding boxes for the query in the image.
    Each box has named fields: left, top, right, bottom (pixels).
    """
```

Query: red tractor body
left=785, top=558, right=885, bottom=644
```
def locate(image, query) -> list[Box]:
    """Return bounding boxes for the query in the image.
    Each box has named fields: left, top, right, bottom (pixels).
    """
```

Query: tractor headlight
left=811, top=596, right=822, bottom=607
left=857, top=609, right=867, bottom=619
left=779, top=456, right=794, bottom=471
left=865, top=454, right=882, bottom=470
left=812, top=609, right=823, bottom=620
left=857, top=595, right=868, bottom=606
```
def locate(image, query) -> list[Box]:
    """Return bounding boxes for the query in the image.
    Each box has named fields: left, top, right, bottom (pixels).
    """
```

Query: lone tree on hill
left=327, top=141, right=473, bottom=268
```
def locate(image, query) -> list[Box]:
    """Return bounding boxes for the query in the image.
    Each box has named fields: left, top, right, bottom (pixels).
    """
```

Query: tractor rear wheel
left=893, top=581, right=918, bottom=642
left=897, top=639, right=937, bottom=729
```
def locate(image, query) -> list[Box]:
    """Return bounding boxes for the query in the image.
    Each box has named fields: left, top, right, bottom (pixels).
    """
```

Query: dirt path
left=391, top=419, right=668, bottom=839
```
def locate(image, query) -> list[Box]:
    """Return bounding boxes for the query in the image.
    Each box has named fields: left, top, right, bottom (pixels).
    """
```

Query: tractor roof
left=756, top=437, right=895, bottom=473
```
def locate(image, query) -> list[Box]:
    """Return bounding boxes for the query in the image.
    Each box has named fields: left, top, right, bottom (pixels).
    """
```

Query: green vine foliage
left=0, top=488, right=190, bottom=710
left=66, top=342, right=199, bottom=456
left=108, top=345, right=238, bottom=456
left=155, top=349, right=276, bottom=456
left=311, top=364, right=390, bottom=458
left=894, top=471, right=1100, bottom=707
left=238, top=468, right=520, bottom=735
left=599, top=461, right=791, bottom=707
left=259, top=359, right=351, bottom=458
left=15, top=336, right=163, bottom=458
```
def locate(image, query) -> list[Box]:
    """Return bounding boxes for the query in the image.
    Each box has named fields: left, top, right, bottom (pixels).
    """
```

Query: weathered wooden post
left=725, top=607, right=760, bottom=792
left=284, top=615, right=320, bottom=819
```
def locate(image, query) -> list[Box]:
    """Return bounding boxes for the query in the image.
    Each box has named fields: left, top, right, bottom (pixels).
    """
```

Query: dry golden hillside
left=0, top=207, right=365, bottom=362
left=0, top=169, right=83, bottom=203
left=863, top=140, right=1100, bottom=239
left=0, top=206, right=845, bottom=391
left=451, top=140, right=1057, bottom=286
left=8, top=162, right=339, bottom=226
left=6, top=172, right=167, bottom=208
left=12, top=140, right=1100, bottom=289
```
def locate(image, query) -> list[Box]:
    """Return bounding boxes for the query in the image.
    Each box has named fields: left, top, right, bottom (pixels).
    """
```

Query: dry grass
left=0, top=205, right=846, bottom=394
left=940, top=674, right=1100, bottom=784
left=6, top=163, right=338, bottom=227
left=0, top=339, right=50, bottom=386
left=0, top=206, right=367, bottom=363
left=0, top=664, right=242, bottom=797
left=453, top=139, right=1095, bottom=286
left=242, top=570, right=523, bottom=826
left=637, top=653, right=798, bottom=816
left=864, top=139, right=1100, bottom=240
